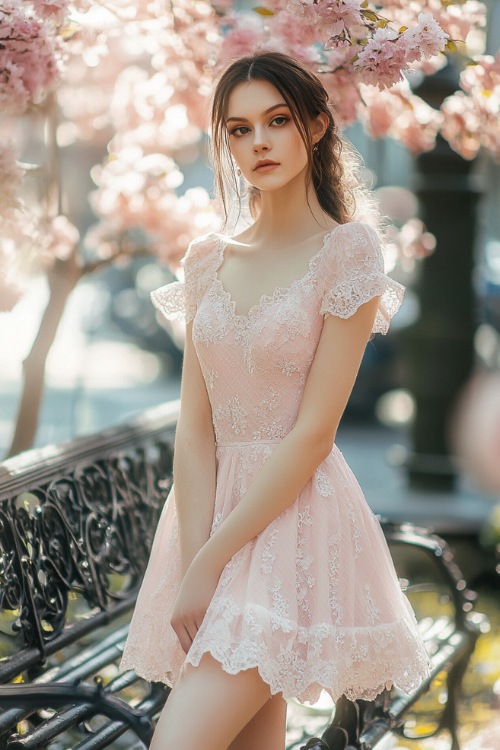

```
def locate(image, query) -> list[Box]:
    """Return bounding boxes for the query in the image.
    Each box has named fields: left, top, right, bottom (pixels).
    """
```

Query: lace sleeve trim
left=320, top=273, right=405, bottom=335
left=150, top=281, right=192, bottom=323
left=150, top=233, right=218, bottom=323
left=320, top=222, right=405, bottom=335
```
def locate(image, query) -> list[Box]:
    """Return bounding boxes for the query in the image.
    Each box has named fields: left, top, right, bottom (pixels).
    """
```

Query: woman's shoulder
left=328, top=219, right=380, bottom=242
left=184, top=231, right=221, bottom=262
left=324, top=220, right=383, bottom=261
left=180, top=232, right=224, bottom=277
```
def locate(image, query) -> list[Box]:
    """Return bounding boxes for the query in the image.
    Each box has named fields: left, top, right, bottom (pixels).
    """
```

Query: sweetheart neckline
left=211, top=222, right=355, bottom=321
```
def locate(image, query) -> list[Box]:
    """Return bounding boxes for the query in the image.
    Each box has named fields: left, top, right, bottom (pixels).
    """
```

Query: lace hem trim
left=120, top=616, right=431, bottom=705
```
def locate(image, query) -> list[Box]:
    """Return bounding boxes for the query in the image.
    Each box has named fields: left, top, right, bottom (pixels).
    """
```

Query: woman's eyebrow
left=226, top=103, right=289, bottom=124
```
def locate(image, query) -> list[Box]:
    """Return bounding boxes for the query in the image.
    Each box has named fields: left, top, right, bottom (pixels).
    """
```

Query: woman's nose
left=252, top=126, right=270, bottom=152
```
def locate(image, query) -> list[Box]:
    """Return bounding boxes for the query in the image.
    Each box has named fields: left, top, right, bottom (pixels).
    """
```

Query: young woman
left=121, top=52, right=430, bottom=750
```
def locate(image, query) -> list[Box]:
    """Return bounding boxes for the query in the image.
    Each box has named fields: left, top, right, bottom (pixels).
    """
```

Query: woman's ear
left=311, top=113, right=329, bottom=146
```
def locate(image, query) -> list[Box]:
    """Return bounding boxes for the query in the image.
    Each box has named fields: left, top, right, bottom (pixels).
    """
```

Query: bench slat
left=70, top=687, right=168, bottom=750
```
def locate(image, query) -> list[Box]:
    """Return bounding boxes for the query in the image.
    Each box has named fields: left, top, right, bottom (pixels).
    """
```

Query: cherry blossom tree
left=0, top=0, right=498, bottom=455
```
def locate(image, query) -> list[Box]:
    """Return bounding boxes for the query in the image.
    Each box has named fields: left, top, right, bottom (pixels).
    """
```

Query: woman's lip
left=254, top=163, right=279, bottom=173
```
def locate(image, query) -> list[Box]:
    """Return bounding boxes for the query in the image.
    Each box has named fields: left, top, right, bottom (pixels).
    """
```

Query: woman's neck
left=249, top=172, right=333, bottom=245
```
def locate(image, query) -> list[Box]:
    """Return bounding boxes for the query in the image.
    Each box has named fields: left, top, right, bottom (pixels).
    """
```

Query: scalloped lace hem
left=120, top=617, right=431, bottom=705
left=122, top=645, right=429, bottom=705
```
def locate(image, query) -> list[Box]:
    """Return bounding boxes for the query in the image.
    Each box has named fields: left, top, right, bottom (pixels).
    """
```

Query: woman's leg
left=150, top=653, right=273, bottom=750
left=227, top=693, right=287, bottom=750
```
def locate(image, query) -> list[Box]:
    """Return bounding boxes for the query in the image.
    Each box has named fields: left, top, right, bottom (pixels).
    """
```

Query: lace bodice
left=151, top=221, right=404, bottom=445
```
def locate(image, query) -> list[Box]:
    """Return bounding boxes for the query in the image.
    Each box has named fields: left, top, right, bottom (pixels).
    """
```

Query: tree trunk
left=5, top=252, right=81, bottom=458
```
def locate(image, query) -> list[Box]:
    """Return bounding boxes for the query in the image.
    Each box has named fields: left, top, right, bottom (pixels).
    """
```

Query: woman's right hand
left=171, top=550, right=222, bottom=654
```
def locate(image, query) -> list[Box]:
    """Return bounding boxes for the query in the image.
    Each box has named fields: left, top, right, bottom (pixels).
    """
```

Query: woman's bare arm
left=173, top=321, right=216, bottom=576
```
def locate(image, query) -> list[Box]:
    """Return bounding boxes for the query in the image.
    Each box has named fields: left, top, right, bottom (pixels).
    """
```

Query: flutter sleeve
left=150, top=234, right=216, bottom=324
left=320, top=222, right=405, bottom=335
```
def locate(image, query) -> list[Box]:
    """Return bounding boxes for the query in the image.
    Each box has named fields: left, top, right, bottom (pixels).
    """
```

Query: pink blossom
left=361, top=88, right=400, bottom=138
left=460, top=53, right=500, bottom=96
left=272, top=11, right=320, bottom=56
left=153, top=188, right=221, bottom=267
left=86, top=186, right=219, bottom=268
left=57, top=26, right=128, bottom=141
left=285, top=0, right=318, bottom=24
left=354, top=27, right=407, bottom=89
left=383, top=221, right=436, bottom=273
left=445, top=53, right=500, bottom=161
left=432, top=0, right=486, bottom=47
left=315, top=0, right=365, bottom=38
left=36, top=215, right=80, bottom=268
left=0, top=2, right=62, bottom=114
left=324, top=43, right=361, bottom=71
left=90, top=144, right=189, bottom=240
left=287, top=0, right=365, bottom=39
left=353, top=13, right=448, bottom=90
left=403, top=12, right=449, bottom=65
left=217, top=15, right=268, bottom=65
left=395, top=95, right=444, bottom=154
left=359, top=81, right=442, bottom=153
left=440, top=91, right=484, bottom=160
left=374, top=183, right=436, bottom=269
left=397, top=217, right=436, bottom=260
left=322, top=67, right=362, bottom=125
left=31, top=0, right=71, bottom=25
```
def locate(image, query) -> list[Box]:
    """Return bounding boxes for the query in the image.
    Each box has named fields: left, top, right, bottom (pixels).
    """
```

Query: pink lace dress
left=120, top=221, right=430, bottom=703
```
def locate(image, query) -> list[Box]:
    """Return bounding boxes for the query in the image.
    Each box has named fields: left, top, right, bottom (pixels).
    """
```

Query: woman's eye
left=230, top=126, right=250, bottom=137
left=272, top=116, right=288, bottom=126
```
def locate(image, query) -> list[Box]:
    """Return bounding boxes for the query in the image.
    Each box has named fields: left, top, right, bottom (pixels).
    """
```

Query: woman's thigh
left=150, top=653, right=273, bottom=750
left=227, top=692, right=287, bottom=750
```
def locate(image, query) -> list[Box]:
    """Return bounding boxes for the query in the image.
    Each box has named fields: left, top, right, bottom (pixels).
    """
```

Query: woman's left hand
left=170, top=551, right=222, bottom=654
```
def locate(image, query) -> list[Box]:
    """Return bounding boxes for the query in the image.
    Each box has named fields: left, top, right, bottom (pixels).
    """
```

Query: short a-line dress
left=120, top=220, right=431, bottom=703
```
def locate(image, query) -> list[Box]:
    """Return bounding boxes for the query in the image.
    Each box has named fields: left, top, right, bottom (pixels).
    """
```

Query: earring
left=313, top=144, right=318, bottom=154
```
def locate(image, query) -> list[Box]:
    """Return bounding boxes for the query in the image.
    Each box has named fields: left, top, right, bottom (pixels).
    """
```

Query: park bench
left=0, top=402, right=488, bottom=750
left=300, top=523, right=488, bottom=750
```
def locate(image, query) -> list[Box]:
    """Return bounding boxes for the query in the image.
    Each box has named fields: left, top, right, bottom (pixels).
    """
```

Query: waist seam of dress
left=215, top=439, right=282, bottom=447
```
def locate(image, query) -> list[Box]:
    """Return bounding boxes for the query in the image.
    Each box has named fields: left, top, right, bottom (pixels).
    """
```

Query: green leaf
left=253, top=6, right=275, bottom=16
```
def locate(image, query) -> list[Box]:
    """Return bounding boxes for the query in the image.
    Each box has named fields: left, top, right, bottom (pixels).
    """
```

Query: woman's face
left=225, top=79, right=310, bottom=192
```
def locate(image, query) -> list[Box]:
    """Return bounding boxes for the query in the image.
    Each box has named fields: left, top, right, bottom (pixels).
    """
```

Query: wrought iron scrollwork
left=0, top=408, right=176, bottom=666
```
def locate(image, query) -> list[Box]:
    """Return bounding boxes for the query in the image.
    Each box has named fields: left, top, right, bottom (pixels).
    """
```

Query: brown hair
left=210, top=51, right=367, bottom=226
